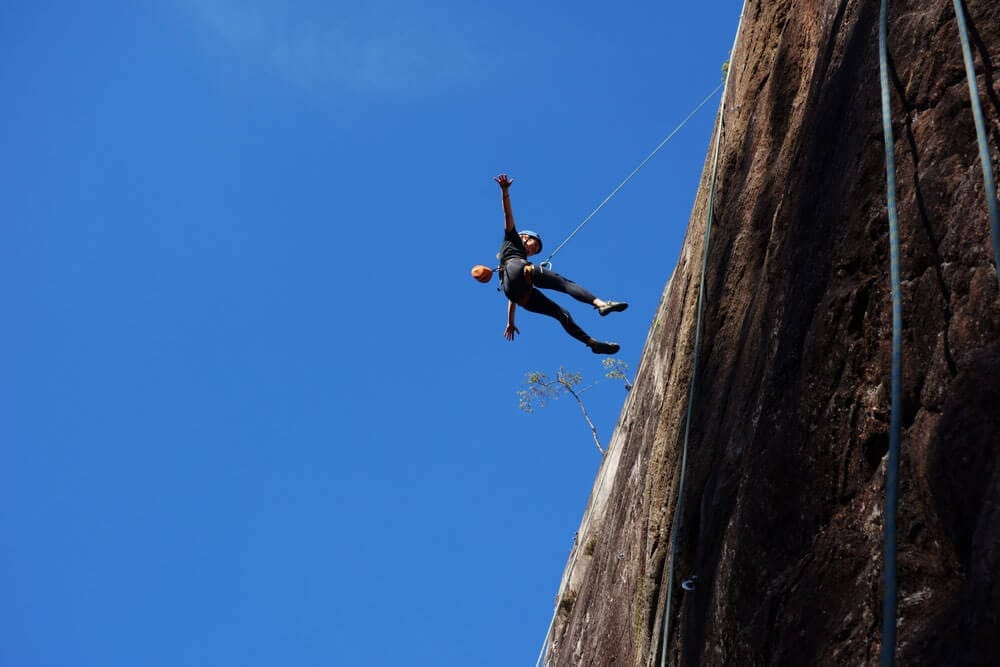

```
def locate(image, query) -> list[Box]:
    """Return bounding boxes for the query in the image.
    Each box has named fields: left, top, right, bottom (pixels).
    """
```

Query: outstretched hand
left=504, top=324, right=520, bottom=341
left=495, top=173, right=514, bottom=190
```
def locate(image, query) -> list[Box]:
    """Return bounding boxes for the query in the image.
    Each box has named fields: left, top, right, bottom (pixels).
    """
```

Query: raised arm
left=495, top=173, right=515, bottom=232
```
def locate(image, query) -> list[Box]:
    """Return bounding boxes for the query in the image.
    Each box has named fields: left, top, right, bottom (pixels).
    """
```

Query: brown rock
left=544, top=0, right=1000, bottom=665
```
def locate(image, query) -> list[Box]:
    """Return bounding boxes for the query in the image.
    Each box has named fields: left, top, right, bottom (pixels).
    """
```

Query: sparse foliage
left=602, top=357, right=633, bottom=390
left=517, top=359, right=633, bottom=455
left=721, top=59, right=730, bottom=82
left=518, top=366, right=603, bottom=454
left=517, top=368, right=588, bottom=413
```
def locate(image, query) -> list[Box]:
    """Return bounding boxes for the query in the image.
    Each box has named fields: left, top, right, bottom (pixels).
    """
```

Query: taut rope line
left=540, top=84, right=724, bottom=270
left=531, top=81, right=728, bottom=667
left=878, top=0, right=904, bottom=663
left=657, top=3, right=747, bottom=665
left=951, top=0, right=1000, bottom=291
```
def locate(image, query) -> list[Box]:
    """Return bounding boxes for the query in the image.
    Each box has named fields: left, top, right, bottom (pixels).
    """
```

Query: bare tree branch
left=518, top=363, right=632, bottom=455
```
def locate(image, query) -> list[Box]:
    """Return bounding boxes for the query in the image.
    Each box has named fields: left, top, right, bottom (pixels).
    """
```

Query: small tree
left=518, top=359, right=633, bottom=455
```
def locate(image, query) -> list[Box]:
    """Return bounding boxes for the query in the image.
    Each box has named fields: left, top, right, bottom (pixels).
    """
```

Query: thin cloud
left=185, top=0, right=487, bottom=94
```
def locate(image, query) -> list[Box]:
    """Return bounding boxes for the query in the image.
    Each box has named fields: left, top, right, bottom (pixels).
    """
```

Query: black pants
left=503, top=260, right=597, bottom=344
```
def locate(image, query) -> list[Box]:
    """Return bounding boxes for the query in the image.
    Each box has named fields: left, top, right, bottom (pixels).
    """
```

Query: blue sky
left=1, top=2, right=742, bottom=665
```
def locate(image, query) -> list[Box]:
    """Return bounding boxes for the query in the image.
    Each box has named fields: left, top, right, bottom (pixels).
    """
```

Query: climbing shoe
left=589, top=341, right=621, bottom=355
left=597, top=301, right=629, bottom=317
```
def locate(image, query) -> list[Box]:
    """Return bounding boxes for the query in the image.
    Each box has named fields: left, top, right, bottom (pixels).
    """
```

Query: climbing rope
left=878, top=0, right=903, bottom=664
left=539, top=84, right=724, bottom=271
left=535, top=84, right=736, bottom=667
left=530, top=81, right=732, bottom=667
left=533, top=533, right=571, bottom=667
left=533, top=364, right=650, bottom=666
left=658, top=85, right=729, bottom=667
left=538, top=3, right=992, bottom=665
left=952, top=0, right=1000, bottom=292
left=656, top=5, right=747, bottom=665
left=533, top=445, right=618, bottom=667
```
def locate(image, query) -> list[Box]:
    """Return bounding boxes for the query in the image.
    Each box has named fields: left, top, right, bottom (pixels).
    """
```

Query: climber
left=494, top=173, right=628, bottom=354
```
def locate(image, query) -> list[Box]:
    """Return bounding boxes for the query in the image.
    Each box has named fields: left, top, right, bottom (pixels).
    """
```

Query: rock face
left=545, top=0, right=1000, bottom=665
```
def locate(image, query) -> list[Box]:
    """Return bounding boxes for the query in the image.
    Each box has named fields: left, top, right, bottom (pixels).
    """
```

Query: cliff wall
left=546, top=0, right=999, bottom=664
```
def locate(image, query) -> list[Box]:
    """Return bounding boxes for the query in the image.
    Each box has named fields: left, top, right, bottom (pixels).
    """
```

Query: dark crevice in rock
left=893, top=54, right=961, bottom=379
left=848, top=280, right=874, bottom=336
left=645, top=542, right=667, bottom=647
left=863, top=431, right=890, bottom=472
left=820, top=0, right=851, bottom=81
left=838, top=400, right=861, bottom=502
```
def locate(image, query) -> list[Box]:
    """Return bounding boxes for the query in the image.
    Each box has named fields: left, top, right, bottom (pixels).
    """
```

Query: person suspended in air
left=488, top=173, right=628, bottom=354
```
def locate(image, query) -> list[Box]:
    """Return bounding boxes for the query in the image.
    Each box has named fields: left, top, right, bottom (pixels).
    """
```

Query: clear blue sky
left=1, top=2, right=742, bottom=665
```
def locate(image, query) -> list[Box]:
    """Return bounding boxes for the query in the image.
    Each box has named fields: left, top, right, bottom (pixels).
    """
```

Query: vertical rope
left=534, top=434, right=625, bottom=667
left=952, top=0, right=1000, bottom=291
left=660, top=103, right=726, bottom=667
left=532, top=81, right=735, bottom=667
left=658, top=3, right=747, bottom=664
left=657, top=116, right=722, bottom=664
left=878, top=0, right=903, bottom=664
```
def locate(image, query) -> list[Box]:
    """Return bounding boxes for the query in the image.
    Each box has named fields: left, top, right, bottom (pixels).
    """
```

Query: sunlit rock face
left=546, top=1, right=999, bottom=664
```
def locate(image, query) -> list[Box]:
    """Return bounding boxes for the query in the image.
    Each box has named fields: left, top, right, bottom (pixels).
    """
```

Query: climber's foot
left=589, top=340, right=621, bottom=355
left=597, top=301, right=629, bottom=317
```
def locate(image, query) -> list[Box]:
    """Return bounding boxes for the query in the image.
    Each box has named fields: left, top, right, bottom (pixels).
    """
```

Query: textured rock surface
left=545, top=0, right=999, bottom=665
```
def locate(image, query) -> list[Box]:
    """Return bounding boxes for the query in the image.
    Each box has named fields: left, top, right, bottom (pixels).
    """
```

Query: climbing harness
left=538, top=83, right=725, bottom=272
left=878, top=1, right=903, bottom=664
left=951, top=0, right=1000, bottom=291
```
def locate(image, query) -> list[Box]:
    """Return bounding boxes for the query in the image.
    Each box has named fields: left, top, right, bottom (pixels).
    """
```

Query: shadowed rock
left=545, top=1, right=999, bottom=665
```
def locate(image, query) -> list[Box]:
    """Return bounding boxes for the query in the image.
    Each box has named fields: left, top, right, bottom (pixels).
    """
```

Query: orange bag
left=470, top=265, right=493, bottom=283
